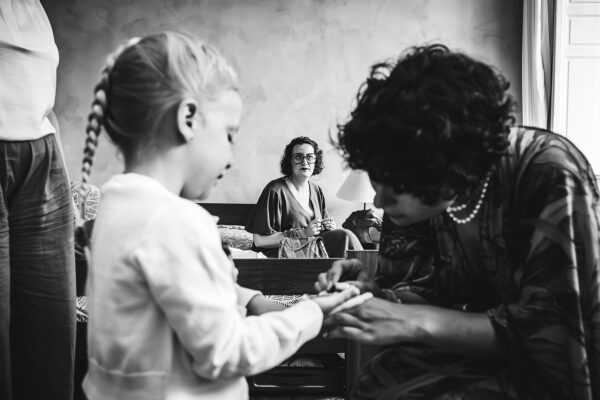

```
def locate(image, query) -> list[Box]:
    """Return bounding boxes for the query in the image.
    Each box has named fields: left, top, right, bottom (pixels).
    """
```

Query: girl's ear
left=176, top=98, right=200, bottom=142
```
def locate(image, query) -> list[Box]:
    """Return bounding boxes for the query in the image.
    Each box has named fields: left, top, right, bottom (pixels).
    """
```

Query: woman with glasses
left=245, top=136, right=362, bottom=258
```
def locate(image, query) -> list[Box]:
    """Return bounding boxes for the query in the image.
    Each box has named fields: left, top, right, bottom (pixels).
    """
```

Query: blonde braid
left=81, top=38, right=140, bottom=186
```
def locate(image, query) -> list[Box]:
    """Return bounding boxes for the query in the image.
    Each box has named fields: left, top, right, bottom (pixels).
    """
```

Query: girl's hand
left=312, top=286, right=360, bottom=314
left=303, top=218, right=322, bottom=237
left=323, top=297, right=423, bottom=345
left=322, top=217, right=336, bottom=230
left=333, top=279, right=386, bottom=299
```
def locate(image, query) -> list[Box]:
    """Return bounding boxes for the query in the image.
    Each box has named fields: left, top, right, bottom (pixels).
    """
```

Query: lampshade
left=336, top=170, right=375, bottom=204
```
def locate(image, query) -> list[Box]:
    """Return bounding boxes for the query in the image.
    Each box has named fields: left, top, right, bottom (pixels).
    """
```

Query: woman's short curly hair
left=280, top=136, right=324, bottom=177
left=335, top=43, right=515, bottom=205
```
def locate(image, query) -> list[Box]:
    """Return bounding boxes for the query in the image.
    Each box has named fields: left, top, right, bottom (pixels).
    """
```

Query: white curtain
left=522, top=0, right=552, bottom=128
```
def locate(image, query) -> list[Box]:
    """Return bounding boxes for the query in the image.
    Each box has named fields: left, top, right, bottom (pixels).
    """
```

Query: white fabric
left=0, top=0, right=58, bottom=140
left=83, top=173, right=323, bottom=400
left=522, top=0, right=550, bottom=128
left=230, top=247, right=267, bottom=259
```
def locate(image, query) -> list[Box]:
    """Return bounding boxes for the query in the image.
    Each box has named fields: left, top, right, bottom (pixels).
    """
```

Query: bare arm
left=252, top=232, right=286, bottom=248
left=416, top=304, right=499, bottom=358
left=326, top=298, right=500, bottom=358
left=253, top=219, right=322, bottom=248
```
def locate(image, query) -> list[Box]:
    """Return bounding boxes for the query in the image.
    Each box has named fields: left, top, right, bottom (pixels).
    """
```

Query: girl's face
left=371, top=179, right=453, bottom=226
left=290, top=143, right=316, bottom=180
left=182, top=90, right=243, bottom=200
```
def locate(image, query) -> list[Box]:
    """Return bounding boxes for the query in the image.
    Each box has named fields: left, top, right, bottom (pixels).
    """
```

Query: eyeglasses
left=292, top=153, right=316, bottom=164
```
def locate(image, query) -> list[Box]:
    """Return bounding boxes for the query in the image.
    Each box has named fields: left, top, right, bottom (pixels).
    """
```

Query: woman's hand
left=314, top=258, right=364, bottom=292
left=303, top=218, right=322, bottom=237
left=322, top=217, right=336, bottom=230
left=325, top=300, right=500, bottom=357
left=324, top=298, right=424, bottom=345
left=314, top=258, right=385, bottom=298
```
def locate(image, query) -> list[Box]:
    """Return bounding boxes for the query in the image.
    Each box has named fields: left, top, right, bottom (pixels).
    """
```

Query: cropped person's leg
left=9, top=136, right=76, bottom=400
left=0, top=142, right=12, bottom=400
left=321, top=228, right=363, bottom=258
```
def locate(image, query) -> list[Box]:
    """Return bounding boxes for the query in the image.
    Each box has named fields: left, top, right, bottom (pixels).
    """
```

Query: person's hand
left=303, top=218, right=322, bottom=237
left=314, top=258, right=364, bottom=292
left=315, top=258, right=386, bottom=298
left=323, top=297, right=422, bottom=345
left=311, top=286, right=360, bottom=314
left=322, top=217, right=336, bottom=230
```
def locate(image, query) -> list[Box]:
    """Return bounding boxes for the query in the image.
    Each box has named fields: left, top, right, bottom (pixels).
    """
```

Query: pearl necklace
left=446, top=172, right=491, bottom=224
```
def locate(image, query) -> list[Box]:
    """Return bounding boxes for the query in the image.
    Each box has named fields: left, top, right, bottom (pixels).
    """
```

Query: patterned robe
left=357, top=128, right=600, bottom=400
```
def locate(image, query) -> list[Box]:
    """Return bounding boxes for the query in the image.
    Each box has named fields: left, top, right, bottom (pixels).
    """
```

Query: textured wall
left=42, top=0, right=522, bottom=223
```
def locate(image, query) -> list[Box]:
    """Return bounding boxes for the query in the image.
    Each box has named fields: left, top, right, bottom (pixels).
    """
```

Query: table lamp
left=336, top=170, right=382, bottom=246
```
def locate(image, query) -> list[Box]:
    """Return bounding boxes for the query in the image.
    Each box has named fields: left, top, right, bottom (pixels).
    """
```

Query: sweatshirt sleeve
left=235, top=283, right=262, bottom=307
left=135, top=206, right=323, bottom=380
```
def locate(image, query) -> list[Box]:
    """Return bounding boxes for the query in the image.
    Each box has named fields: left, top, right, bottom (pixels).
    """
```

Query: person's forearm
left=253, top=232, right=286, bottom=248
left=247, top=295, right=287, bottom=315
left=413, top=305, right=500, bottom=358
left=253, top=226, right=309, bottom=248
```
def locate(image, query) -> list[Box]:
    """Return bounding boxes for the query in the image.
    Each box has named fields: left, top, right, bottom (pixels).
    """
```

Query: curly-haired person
left=315, top=44, right=600, bottom=400
left=246, top=136, right=362, bottom=257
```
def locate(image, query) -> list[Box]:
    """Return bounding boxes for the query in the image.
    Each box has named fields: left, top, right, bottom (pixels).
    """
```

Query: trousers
left=0, top=134, right=75, bottom=400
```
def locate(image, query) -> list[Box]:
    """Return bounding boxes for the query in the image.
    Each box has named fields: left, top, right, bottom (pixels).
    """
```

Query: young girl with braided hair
left=80, top=32, right=358, bottom=400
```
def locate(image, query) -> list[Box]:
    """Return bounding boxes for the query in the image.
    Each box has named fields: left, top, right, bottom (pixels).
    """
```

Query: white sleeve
left=136, top=209, right=323, bottom=379
left=235, top=284, right=262, bottom=307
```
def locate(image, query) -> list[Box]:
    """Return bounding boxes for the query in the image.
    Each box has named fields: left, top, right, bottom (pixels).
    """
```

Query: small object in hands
left=279, top=236, right=329, bottom=258
left=329, top=292, right=373, bottom=314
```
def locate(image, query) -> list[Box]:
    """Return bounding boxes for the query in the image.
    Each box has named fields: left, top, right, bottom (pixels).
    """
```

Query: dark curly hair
left=280, top=136, right=324, bottom=177
left=335, top=44, right=515, bottom=205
